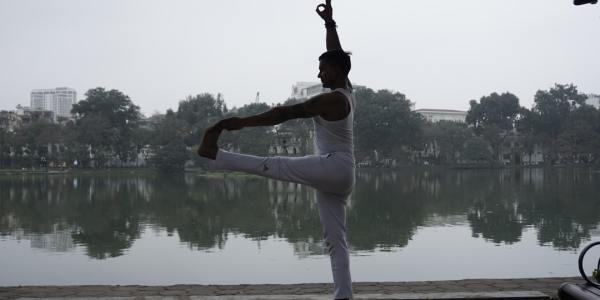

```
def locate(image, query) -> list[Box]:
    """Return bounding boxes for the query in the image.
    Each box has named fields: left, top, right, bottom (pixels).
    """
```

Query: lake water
left=2, top=168, right=600, bottom=286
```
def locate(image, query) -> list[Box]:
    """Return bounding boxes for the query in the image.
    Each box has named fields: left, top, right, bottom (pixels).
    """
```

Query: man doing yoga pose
left=198, top=1, right=354, bottom=299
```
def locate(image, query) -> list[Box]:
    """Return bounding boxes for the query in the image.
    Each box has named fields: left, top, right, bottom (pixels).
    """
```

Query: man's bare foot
left=197, top=126, right=222, bottom=160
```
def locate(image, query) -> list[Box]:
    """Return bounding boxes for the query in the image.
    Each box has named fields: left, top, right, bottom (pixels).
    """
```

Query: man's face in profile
left=318, top=60, right=338, bottom=89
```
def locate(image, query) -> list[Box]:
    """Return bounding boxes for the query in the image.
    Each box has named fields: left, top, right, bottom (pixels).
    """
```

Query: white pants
left=213, top=149, right=355, bottom=300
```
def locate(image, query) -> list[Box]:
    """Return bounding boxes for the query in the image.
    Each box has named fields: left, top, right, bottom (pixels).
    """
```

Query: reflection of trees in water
left=355, top=168, right=600, bottom=250
left=145, top=174, right=229, bottom=250
left=267, top=180, right=321, bottom=246
left=454, top=169, right=528, bottom=245
left=1, top=168, right=600, bottom=259
left=69, top=176, right=148, bottom=259
left=0, top=174, right=149, bottom=259
left=157, top=175, right=283, bottom=250
left=517, top=168, right=600, bottom=250
left=465, top=168, right=600, bottom=249
left=0, top=173, right=325, bottom=258
left=351, top=170, right=427, bottom=250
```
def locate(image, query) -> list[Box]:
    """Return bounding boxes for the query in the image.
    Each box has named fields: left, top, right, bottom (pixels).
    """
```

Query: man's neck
left=330, top=79, right=347, bottom=90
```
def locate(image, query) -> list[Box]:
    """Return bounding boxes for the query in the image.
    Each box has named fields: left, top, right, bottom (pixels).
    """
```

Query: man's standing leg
left=316, top=190, right=352, bottom=300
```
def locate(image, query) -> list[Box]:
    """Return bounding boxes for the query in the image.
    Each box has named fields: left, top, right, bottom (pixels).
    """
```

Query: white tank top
left=312, top=88, right=355, bottom=158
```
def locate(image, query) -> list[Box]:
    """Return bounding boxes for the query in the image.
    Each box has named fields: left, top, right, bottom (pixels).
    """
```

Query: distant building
left=291, top=82, right=328, bottom=99
left=269, top=131, right=304, bottom=156
left=30, top=227, right=76, bottom=252
left=16, top=104, right=55, bottom=124
left=498, top=134, right=545, bottom=166
left=415, top=109, right=467, bottom=123
left=586, top=94, right=600, bottom=109
left=290, top=81, right=365, bottom=100
left=0, top=110, right=22, bottom=132
left=31, top=87, right=77, bottom=119
left=0, top=105, right=56, bottom=132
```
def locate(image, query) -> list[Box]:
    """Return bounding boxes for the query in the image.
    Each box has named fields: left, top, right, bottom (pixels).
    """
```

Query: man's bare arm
left=325, top=24, right=342, bottom=51
left=316, top=0, right=342, bottom=50
left=234, top=102, right=317, bottom=128
left=218, top=93, right=345, bottom=130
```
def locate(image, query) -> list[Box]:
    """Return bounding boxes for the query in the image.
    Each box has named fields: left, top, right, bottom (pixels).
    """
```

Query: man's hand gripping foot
left=197, top=125, right=222, bottom=160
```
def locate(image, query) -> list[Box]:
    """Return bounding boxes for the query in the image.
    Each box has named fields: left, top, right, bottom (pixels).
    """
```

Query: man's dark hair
left=319, top=49, right=352, bottom=76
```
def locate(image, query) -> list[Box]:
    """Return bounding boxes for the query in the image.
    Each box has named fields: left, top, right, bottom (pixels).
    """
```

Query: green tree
left=515, top=107, right=540, bottom=165
left=354, top=87, right=425, bottom=163
left=12, top=121, right=65, bottom=168
left=177, top=93, right=226, bottom=125
left=221, top=102, right=275, bottom=156
left=556, top=105, right=600, bottom=163
left=176, top=93, right=226, bottom=146
left=151, top=110, right=189, bottom=146
left=422, top=121, right=472, bottom=164
left=462, top=136, right=493, bottom=164
left=466, top=92, right=521, bottom=163
left=151, top=139, right=189, bottom=172
left=71, top=88, right=141, bottom=167
left=131, top=125, right=154, bottom=167
left=530, top=84, right=590, bottom=164
left=149, top=110, right=190, bottom=172
left=0, top=129, right=15, bottom=168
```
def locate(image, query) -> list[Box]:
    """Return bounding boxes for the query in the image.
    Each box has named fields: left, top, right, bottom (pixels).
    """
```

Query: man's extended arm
left=221, top=102, right=316, bottom=129
left=217, top=93, right=346, bottom=131
left=316, top=0, right=342, bottom=50
left=325, top=23, right=342, bottom=51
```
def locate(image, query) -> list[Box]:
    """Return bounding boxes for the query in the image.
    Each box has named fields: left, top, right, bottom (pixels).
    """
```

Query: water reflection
left=1, top=168, right=599, bottom=259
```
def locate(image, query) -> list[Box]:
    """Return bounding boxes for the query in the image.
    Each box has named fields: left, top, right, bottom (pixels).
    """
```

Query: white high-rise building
left=31, top=87, right=77, bottom=119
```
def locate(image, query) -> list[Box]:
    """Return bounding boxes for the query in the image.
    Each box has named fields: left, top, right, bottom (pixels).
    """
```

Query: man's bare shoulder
left=316, top=90, right=350, bottom=121
left=313, top=90, right=347, bottom=106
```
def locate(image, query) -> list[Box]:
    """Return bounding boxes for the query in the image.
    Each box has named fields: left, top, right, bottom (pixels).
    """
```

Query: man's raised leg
left=209, top=149, right=339, bottom=192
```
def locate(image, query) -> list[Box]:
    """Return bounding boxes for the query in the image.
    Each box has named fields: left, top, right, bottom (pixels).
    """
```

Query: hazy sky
left=1, top=0, right=599, bottom=116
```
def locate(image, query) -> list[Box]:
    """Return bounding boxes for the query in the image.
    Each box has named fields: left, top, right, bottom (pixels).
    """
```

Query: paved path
left=0, top=277, right=583, bottom=300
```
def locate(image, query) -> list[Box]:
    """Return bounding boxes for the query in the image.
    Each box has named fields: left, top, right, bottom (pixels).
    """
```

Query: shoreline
left=0, top=277, right=584, bottom=299
left=0, top=164, right=599, bottom=176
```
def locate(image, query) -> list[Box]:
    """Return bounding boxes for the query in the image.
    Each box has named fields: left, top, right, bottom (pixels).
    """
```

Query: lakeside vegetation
left=1, top=84, right=598, bottom=172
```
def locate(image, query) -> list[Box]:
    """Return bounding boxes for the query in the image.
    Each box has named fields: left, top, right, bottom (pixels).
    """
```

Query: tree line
left=0, top=84, right=598, bottom=171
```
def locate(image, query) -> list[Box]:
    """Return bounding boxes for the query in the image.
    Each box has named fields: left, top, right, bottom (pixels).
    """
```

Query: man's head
left=318, top=49, right=351, bottom=88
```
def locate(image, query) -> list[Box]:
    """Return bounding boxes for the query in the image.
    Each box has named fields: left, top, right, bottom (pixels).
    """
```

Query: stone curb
left=0, top=277, right=584, bottom=300
left=12, top=291, right=552, bottom=300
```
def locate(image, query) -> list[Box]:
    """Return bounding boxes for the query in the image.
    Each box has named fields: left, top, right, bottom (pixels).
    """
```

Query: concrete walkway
left=0, top=277, right=583, bottom=300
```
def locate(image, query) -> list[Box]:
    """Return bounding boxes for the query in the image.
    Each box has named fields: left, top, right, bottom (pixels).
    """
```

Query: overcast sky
left=1, top=0, right=598, bottom=116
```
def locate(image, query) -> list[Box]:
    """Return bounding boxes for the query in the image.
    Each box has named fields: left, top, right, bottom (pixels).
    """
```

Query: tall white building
left=31, top=87, right=77, bottom=119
